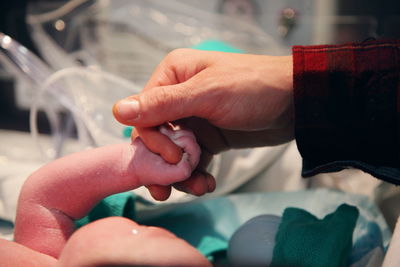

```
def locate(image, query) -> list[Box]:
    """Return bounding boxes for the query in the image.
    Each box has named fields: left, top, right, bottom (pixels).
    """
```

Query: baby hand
left=131, top=125, right=200, bottom=186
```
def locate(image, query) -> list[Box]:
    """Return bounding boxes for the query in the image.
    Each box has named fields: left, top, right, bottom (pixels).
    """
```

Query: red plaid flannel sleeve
left=293, top=40, right=400, bottom=184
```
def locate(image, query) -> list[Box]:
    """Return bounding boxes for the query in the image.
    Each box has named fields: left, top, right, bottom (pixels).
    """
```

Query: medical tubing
left=30, top=66, right=138, bottom=159
left=0, top=33, right=65, bottom=160
left=26, top=0, right=91, bottom=24
left=30, top=68, right=93, bottom=160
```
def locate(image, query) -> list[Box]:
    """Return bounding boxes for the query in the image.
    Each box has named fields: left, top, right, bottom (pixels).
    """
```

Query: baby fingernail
left=115, top=98, right=140, bottom=121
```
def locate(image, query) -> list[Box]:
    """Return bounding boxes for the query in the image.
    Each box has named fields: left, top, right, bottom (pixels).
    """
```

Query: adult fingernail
left=115, top=98, right=140, bottom=121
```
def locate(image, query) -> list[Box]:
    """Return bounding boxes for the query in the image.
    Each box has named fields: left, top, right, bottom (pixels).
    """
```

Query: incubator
left=2, top=0, right=297, bottom=207
left=0, top=0, right=399, bottom=266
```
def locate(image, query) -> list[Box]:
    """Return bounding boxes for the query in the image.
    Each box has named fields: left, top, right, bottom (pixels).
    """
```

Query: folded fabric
left=74, top=189, right=388, bottom=264
left=271, top=204, right=359, bottom=267
left=351, top=221, right=383, bottom=263
left=350, top=247, right=384, bottom=267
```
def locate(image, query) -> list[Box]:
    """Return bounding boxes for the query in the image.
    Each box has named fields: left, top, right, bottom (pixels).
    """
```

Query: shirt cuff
left=293, top=40, right=400, bottom=184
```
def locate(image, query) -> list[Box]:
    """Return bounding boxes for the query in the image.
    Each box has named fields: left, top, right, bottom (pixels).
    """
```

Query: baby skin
left=0, top=126, right=212, bottom=267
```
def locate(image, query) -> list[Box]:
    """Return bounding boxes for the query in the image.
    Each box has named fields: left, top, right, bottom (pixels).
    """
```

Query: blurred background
left=0, top=1, right=400, bottom=263
left=1, top=0, right=399, bottom=134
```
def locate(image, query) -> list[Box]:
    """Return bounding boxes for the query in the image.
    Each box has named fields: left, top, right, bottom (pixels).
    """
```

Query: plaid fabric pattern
left=293, top=40, right=400, bottom=184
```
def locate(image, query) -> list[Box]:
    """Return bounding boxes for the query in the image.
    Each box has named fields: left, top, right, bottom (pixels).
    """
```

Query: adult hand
left=113, top=49, right=294, bottom=200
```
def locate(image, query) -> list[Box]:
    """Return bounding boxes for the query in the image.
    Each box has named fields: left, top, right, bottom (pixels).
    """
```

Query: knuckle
left=166, top=48, right=191, bottom=60
left=155, top=86, right=175, bottom=106
left=152, top=85, right=189, bottom=111
left=141, top=86, right=169, bottom=114
left=165, top=48, right=196, bottom=67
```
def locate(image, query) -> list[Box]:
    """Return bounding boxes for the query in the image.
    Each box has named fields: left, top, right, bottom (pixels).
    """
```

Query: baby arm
left=13, top=126, right=200, bottom=258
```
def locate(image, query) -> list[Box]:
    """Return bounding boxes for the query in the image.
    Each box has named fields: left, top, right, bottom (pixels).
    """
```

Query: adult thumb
left=113, top=82, right=200, bottom=127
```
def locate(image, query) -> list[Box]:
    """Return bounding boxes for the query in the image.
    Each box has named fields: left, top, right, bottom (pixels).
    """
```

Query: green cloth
left=74, top=190, right=386, bottom=265
left=122, top=126, right=134, bottom=138
left=198, top=236, right=229, bottom=261
left=74, top=192, right=228, bottom=259
left=191, top=39, right=243, bottom=53
left=271, top=204, right=359, bottom=267
left=75, top=192, right=136, bottom=228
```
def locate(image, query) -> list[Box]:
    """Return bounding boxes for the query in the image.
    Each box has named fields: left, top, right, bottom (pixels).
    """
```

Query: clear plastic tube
left=30, top=67, right=94, bottom=160
left=0, top=33, right=65, bottom=160
left=0, top=33, right=94, bottom=160
left=30, top=66, right=140, bottom=159
left=26, top=0, right=91, bottom=24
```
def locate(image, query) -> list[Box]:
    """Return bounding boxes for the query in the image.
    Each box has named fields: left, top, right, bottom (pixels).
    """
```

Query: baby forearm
left=17, top=144, right=142, bottom=219
left=14, top=143, right=142, bottom=258
left=14, top=128, right=200, bottom=258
